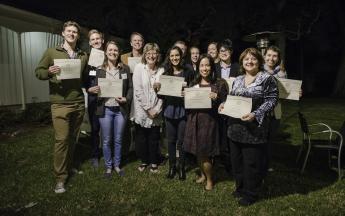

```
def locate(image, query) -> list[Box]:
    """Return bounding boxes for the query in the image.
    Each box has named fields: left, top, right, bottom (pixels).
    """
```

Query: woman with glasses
left=131, top=43, right=164, bottom=173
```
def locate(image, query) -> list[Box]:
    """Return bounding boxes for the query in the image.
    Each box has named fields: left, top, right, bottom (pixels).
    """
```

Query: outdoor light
left=243, top=31, right=281, bottom=55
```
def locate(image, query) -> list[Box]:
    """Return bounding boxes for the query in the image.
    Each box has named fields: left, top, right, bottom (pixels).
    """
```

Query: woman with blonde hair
left=131, top=43, right=164, bottom=173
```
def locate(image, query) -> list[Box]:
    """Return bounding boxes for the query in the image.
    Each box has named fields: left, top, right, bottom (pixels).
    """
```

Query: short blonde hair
left=141, top=43, right=161, bottom=65
left=88, top=29, right=103, bottom=39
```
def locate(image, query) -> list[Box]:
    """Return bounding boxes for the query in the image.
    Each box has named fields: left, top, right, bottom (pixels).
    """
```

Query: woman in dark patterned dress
left=219, top=48, right=278, bottom=206
left=184, top=54, right=228, bottom=190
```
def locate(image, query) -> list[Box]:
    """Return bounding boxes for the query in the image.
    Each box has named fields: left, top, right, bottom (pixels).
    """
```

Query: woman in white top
left=131, top=43, right=164, bottom=173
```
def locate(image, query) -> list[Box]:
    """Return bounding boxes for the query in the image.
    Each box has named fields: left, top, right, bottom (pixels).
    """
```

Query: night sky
left=2, top=0, right=345, bottom=96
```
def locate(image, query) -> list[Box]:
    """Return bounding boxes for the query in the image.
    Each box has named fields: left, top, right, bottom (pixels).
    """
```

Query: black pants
left=88, top=100, right=100, bottom=159
left=219, top=118, right=231, bottom=169
left=230, top=140, right=265, bottom=201
left=165, top=118, right=186, bottom=165
left=264, top=117, right=280, bottom=172
left=135, top=124, right=160, bottom=165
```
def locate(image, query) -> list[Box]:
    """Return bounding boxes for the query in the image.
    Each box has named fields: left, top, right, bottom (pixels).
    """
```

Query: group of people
left=36, top=20, right=288, bottom=206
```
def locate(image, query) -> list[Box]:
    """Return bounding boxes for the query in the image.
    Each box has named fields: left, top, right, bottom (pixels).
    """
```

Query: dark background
left=2, top=0, right=345, bottom=97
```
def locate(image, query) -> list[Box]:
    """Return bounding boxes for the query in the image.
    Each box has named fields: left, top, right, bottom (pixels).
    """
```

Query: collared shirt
left=60, top=44, right=78, bottom=59
left=220, top=62, right=231, bottom=78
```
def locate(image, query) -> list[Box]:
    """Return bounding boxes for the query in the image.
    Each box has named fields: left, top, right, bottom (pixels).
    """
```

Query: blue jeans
left=99, top=107, right=126, bottom=168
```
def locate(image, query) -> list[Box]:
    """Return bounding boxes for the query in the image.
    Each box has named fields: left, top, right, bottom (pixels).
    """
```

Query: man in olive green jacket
left=120, top=32, right=144, bottom=65
left=35, top=21, right=88, bottom=194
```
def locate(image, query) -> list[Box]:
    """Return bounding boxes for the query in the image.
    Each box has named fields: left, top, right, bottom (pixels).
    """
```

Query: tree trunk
left=332, top=1, right=345, bottom=96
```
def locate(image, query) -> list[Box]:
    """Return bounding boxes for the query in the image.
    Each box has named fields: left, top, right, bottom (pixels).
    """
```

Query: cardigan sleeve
left=132, top=65, right=151, bottom=111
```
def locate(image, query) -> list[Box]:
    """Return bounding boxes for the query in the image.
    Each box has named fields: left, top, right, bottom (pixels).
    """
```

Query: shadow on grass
left=261, top=128, right=340, bottom=200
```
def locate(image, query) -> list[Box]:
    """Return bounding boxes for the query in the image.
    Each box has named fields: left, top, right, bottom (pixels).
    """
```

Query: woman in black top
left=161, top=46, right=193, bottom=180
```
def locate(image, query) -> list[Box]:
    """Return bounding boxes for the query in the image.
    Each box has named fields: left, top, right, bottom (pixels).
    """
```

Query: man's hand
left=48, top=65, right=61, bottom=75
left=88, top=86, right=100, bottom=94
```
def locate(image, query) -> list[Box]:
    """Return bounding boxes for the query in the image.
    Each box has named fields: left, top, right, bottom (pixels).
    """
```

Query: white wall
left=0, top=26, right=62, bottom=105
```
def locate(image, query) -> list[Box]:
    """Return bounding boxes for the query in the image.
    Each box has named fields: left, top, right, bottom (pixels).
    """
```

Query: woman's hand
left=88, top=86, right=100, bottom=94
left=241, top=113, right=255, bottom=122
left=153, top=82, right=161, bottom=92
left=218, top=103, right=225, bottom=113
left=115, top=97, right=127, bottom=104
left=209, top=92, right=218, bottom=100
left=48, top=65, right=61, bottom=75
left=147, top=108, right=157, bottom=119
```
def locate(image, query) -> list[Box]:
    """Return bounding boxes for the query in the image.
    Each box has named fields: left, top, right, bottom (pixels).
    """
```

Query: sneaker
left=54, top=182, right=66, bottom=194
left=115, top=167, right=125, bottom=177
left=71, top=168, right=84, bottom=175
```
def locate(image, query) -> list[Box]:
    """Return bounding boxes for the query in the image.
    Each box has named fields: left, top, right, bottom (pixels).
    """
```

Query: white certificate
left=219, top=95, right=252, bottom=118
left=184, top=87, right=211, bottom=109
left=277, top=78, right=302, bottom=101
left=54, top=59, right=81, bottom=80
left=98, top=78, right=123, bottom=98
left=224, top=77, right=236, bottom=92
left=88, top=48, right=104, bottom=67
left=128, top=57, right=141, bottom=73
left=158, top=75, right=185, bottom=97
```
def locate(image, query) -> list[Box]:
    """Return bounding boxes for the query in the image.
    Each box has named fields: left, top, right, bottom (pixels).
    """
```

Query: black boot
left=178, top=158, right=186, bottom=180
left=167, top=162, right=176, bottom=179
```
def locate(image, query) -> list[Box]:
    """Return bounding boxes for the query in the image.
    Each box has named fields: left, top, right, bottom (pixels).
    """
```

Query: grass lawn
left=1, top=98, right=345, bottom=215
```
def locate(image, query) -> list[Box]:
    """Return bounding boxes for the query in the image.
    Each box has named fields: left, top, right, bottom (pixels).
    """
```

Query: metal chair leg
left=338, top=147, right=342, bottom=181
left=301, top=137, right=312, bottom=173
left=297, top=134, right=307, bottom=163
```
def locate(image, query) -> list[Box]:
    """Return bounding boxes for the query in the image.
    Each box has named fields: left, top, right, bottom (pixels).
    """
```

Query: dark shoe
left=166, top=166, right=176, bottom=179
left=70, top=168, right=84, bottom=175
left=238, top=198, right=255, bottom=206
left=178, top=165, right=186, bottom=180
left=90, top=158, right=99, bottom=168
left=232, top=191, right=242, bottom=199
left=104, top=168, right=112, bottom=179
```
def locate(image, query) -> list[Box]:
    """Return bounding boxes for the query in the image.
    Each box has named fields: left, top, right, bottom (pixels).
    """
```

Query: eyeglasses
left=146, top=52, right=158, bottom=57
left=219, top=49, right=230, bottom=53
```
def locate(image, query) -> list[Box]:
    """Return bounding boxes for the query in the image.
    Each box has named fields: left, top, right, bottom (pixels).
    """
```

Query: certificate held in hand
left=98, top=78, right=123, bottom=98
left=158, top=75, right=185, bottom=97
left=88, top=48, right=105, bottom=67
left=184, top=87, right=211, bottom=109
left=54, top=59, right=81, bottom=80
left=277, top=78, right=302, bottom=101
left=219, top=95, right=252, bottom=118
